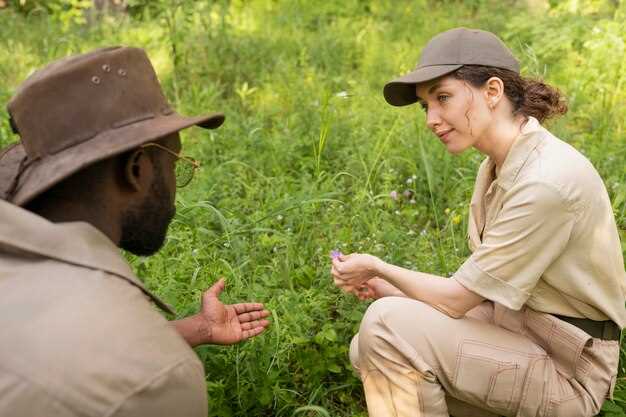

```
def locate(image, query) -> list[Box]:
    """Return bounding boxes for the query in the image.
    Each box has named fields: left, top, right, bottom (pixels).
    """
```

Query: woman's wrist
left=370, top=256, right=386, bottom=279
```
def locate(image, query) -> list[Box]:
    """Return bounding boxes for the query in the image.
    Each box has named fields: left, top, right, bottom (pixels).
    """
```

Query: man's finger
left=205, top=278, right=225, bottom=298
left=237, top=310, right=269, bottom=322
left=233, top=303, right=265, bottom=314
left=242, top=322, right=270, bottom=339
left=241, top=319, right=270, bottom=330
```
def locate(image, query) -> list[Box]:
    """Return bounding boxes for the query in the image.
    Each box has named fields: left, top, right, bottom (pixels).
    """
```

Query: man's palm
left=200, top=278, right=270, bottom=345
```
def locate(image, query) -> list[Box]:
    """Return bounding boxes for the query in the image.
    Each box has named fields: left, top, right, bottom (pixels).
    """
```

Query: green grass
left=1, top=1, right=625, bottom=416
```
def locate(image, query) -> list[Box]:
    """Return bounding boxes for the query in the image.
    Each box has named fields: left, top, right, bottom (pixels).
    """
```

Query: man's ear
left=122, top=148, right=150, bottom=192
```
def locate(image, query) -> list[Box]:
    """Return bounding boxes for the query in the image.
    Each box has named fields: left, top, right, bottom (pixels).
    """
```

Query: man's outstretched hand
left=173, top=278, right=271, bottom=348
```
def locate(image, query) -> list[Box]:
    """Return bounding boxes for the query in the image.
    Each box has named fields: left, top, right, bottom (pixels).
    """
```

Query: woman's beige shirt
left=454, top=117, right=626, bottom=328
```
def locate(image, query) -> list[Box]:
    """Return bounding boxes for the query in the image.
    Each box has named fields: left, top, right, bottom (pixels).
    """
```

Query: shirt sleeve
left=110, top=357, right=208, bottom=417
left=453, top=180, right=576, bottom=310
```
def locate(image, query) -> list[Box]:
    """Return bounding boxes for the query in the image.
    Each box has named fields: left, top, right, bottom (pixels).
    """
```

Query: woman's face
left=415, top=75, right=492, bottom=154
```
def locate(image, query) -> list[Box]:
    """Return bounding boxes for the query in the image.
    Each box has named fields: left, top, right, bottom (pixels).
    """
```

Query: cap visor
left=383, top=64, right=463, bottom=106
left=10, top=111, right=225, bottom=206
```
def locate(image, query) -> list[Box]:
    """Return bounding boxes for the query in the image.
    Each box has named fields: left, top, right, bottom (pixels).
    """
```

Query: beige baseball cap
left=383, top=27, right=520, bottom=106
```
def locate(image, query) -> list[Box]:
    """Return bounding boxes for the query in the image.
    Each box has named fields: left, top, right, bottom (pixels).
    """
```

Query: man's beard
left=119, top=168, right=175, bottom=256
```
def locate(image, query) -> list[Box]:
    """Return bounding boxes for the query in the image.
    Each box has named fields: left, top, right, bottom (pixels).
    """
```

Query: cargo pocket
left=453, top=340, right=526, bottom=414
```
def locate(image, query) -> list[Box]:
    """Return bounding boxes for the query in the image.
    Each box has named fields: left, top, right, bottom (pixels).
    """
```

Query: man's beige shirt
left=0, top=201, right=207, bottom=417
left=454, top=117, right=626, bottom=328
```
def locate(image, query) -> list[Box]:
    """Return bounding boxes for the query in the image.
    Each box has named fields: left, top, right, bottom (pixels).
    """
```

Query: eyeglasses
left=140, top=142, right=200, bottom=188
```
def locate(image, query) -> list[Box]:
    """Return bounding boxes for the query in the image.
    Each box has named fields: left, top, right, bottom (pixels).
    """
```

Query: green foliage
left=0, top=0, right=625, bottom=416
left=6, top=0, right=92, bottom=29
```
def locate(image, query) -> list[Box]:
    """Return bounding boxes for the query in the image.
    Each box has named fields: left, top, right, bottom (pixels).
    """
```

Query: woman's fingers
left=332, top=264, right=357, bottom=281
left=331, top=258, right=344, bottom=274
left=334, top=276, right=356, bottom=293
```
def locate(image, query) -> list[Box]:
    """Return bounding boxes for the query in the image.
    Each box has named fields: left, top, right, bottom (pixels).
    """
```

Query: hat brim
left=2, top=111, right=225, bottom=206
left=383, top=64, right=463, bottom=107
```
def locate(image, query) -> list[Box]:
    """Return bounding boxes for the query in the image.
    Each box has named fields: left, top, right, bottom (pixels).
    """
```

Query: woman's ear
left=484, top=76, right=505, bottom=109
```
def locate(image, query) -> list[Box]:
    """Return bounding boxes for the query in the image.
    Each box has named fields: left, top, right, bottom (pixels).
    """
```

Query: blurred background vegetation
left=0, top=0, right=625, bottom=416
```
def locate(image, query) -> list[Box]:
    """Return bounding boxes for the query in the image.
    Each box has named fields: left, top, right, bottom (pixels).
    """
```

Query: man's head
left=21, top=132, right=183, bottom=256
left=1, top=46, right=224, bottom=254
left=118, top=133, right=179, bottom=256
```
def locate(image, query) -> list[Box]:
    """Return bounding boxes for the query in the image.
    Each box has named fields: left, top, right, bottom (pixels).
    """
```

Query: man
left=0, top=46, right=270, bottom=416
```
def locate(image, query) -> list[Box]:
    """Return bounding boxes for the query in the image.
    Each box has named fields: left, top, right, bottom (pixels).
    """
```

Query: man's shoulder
left=0, top=257, right=203, bottom=416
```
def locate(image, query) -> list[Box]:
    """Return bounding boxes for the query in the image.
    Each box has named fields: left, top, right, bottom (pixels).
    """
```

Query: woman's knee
left=349, top=333, right=361, bottom=375
left=358, top=297, right=432, bottom=356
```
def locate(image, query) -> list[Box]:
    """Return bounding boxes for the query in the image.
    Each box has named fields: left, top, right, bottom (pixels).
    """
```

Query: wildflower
left=406, top=178, right=413, bottom=184
left=452, top=215, right=462, bottom=225
left=335, top=91, right=350, bottom=98
left=330, top=249, right=343, bottom=260
left=403, top=189, right=413, bottom=199
left=277, top=214, right=284, bottom=221
left=409, top=199, right=416, bottom=204
left=390, top=190, right=399, bottom=200
left=444, top=208, right=451, bottom=215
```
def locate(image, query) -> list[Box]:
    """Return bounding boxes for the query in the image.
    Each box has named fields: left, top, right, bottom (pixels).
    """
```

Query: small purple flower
left=330, top=249, right=343, bottom=260
left=389, top=190, right=399, bottom=200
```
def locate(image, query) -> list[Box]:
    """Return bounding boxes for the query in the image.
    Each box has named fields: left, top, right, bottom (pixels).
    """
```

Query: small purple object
left=330, top=249, right=343, bottom=260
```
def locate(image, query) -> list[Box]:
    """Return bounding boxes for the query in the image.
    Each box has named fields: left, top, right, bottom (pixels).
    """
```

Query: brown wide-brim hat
left=383, top=27, right=520, bottom=106
left=0, top=46, right=224, bottom=206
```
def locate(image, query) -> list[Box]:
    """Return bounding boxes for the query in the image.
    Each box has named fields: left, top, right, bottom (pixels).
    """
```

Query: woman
left=331, top=27, right=625, bottom=417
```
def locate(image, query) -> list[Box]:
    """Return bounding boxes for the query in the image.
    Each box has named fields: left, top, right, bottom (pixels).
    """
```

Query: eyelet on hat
left=102, top=64, right=111, bottom=72
left=117, top=68, right=127, bottom=77
left=91, top=76, right=101, bottom=85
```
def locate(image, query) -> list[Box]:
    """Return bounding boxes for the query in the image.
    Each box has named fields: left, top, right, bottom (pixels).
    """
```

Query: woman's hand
left=354, top=278, right=407, bottom=300
left=331, top=253, right=382, bottom=289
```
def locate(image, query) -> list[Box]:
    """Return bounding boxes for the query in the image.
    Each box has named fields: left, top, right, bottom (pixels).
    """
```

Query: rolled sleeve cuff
left=453, top=258, right=530, bottom=310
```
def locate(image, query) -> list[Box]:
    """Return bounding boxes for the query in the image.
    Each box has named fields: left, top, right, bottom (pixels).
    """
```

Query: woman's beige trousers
left=350, top=297, right=619, bottom=417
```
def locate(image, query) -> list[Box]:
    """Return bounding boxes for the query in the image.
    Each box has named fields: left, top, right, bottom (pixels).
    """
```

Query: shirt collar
left=494, top=116, right=544, bottom=190
left=0, top=200, right=175, bottom=315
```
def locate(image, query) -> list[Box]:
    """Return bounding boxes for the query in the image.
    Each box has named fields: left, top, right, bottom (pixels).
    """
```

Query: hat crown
left=7, top=47, right=172, bottom=159
left=417, top=27, right=519, bottom=72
